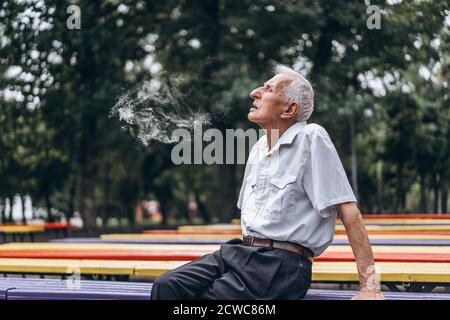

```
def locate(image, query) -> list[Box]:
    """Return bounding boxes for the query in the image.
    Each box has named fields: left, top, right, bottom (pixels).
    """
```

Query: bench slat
left=2, top=278, right=450, bottom=300
left=1, top=259, right=446, bottom=283
left=50, top=237, right=450, bottom=246
left=2, top=250, right=450, bottom=263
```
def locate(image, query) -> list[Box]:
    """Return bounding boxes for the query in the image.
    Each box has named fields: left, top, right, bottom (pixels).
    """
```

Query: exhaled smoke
left=109, top=78, right=212, bottom=145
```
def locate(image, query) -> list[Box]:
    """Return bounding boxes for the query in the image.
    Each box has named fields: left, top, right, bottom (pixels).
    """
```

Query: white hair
left=273, top=64, right=314, bottom=122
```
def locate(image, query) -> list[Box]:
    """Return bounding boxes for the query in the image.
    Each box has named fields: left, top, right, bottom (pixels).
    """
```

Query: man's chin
left=247, top=112, right=258, bottom=123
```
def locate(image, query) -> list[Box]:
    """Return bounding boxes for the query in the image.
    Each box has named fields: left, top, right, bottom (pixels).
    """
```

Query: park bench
left=3, top=242, right=450, bottom=254
left=360, top=214, right=450, bottom=219
left=2, top=246, right=450, bottom=263
left=51, top=236, right=450, bottom=246
left=0, top=277, right=151, bottom=300
left=42, top=222, right=75, bottom=238
left=101, top=232, right=450, bottom=240
left=0, top=258, right=449, bottom=291
left=1, top=278, right=450, bottom=300
left=0, top=225, right=44, bottom=243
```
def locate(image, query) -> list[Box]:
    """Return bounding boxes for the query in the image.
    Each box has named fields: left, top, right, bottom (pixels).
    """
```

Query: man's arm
left=335, top=202, right=384, bottom=300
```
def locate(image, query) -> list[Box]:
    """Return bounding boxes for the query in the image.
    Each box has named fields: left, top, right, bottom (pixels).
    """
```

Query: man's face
left=248, top=73, right=294, bottom=127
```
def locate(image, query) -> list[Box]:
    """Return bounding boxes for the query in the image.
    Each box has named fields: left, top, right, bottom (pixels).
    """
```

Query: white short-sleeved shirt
left=237, top=121, right=357, bottom=256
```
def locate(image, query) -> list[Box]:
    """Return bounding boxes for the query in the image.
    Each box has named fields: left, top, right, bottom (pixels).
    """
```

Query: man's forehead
left=264, top=74, right=295, bottom=89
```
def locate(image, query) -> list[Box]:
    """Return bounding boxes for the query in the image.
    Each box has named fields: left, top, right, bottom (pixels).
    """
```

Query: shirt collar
left=277, top=120, right=308, bottom=146
left=260, top=121, right=307, bottom=156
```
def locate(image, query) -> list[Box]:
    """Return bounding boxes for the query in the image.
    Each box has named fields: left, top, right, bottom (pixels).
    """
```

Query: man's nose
left=250, top=87, right=261, bottom=99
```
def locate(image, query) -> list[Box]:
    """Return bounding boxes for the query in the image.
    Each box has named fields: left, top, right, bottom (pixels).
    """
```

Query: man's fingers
left=351, top=291, right=385, bottom=300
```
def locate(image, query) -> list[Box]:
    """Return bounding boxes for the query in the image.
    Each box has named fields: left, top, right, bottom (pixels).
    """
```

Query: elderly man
left=151, top=65, right=384, bottom=300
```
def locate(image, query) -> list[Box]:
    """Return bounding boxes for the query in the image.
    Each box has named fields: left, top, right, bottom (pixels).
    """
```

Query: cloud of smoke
left=109, top=78, right=212, bottom=145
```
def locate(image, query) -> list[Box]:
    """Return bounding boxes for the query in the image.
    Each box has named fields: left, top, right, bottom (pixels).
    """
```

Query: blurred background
left=0, top=0, right=449, bottom=233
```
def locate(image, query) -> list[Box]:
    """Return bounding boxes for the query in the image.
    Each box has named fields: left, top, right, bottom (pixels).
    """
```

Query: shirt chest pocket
left=267, top=175, right=298, bottom=220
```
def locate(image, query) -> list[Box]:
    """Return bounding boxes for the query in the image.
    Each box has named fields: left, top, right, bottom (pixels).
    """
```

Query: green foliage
left=0, top=0, right=449, bottom=227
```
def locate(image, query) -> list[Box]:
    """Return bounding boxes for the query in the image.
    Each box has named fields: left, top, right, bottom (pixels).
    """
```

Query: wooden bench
left=3, top=242, right=450, bottom=254
left=2, top=247, right=450, bottom=263
left=230, top=215, right=450, bottom=225
left=100, top=233, right=241, bottom=239
left=0, top=242, right=222, bottom=252
left=1, top=278, right=450, bottom=300
left=144, top=228, right=450, bottom=235
left=0, top=258, right=450, bottom=290
left=361, top=214, right=450, bottom=219
left=304, top=289, right=450, bottom=300
left=0, top=226, right=44, bottom=243
left=335, top=224, right=450, bottom=234
left=51, top=237, right=450, bottom=246
left=0, top=278, right=151, bottom=300
left=42, top=223, right=75, bottom=238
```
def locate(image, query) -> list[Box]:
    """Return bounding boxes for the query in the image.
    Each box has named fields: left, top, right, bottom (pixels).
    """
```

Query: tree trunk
left=155, top=184, right=172, bottom=226
left=394, top=165, right=403, bottom=213
left=45, top=191, right=54, bottom=222
left=0, top=198, right=4, bottom=224
left=419, top=174, right=428, bottom=213
left=195, top=192, right=211, bottom=224
left=67, top=176, right=77, bottom=222
left=442, top=182, right=448, bottom=214
left=216, top=164, right=237, bottom=223
left=433, top=173, right=439, bottom=213
left=31, top=196, right=36, bottom=220
left=81, top=169, right=96, bottom=228
left=80, top=129, right=97, bottom=229
left=6, top=196, right=13, bottom=223
left=103, top=161, right=111, bottom=215
left=376, top=160, right=383, bottom=213
left=21, top=195, right=27, bottom=224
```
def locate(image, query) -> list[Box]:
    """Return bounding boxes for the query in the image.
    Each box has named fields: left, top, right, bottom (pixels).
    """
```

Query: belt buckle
left=243, top=236, right=254, bottom=246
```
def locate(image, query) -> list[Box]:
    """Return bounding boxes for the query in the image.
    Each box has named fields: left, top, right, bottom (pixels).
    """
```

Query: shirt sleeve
left=302, top=127, right=357, bottom=217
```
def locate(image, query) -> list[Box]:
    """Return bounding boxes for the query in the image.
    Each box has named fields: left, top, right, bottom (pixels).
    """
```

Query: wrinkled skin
left=337, top=202, right=385, bottom=300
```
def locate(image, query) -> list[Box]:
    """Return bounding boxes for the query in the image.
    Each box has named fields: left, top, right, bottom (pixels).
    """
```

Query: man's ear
left=280, top=102, right=300, bottom=120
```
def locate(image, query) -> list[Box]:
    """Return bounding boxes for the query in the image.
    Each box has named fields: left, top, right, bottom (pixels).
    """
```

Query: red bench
left=1, top=249, right=450, bottom=263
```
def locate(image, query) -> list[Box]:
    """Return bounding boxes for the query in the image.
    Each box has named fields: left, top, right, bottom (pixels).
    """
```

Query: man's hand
left=351, top=288, right=385, bottom=300
left=336, top=202, right=385, bottom=300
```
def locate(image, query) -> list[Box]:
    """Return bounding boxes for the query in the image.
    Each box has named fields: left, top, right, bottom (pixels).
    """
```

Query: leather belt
left=242, top=236, right=314, bottom=260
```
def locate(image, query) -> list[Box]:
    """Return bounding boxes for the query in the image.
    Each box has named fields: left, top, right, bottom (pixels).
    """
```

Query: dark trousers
left=150, top=238, right=312, bottom=300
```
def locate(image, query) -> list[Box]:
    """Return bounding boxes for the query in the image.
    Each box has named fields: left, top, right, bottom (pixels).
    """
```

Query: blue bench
left=0, top=278, right=151, bottom=300
left=305, top=289, right=450, bottom=300
left=1, top=278, right=450, bottom=300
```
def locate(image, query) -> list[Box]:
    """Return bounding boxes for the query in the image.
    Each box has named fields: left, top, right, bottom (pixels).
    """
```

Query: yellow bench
left=0, top=225, right=44, bottom=242
left=100, top=233, right=242, bottom=240
left=178, top=225, right=242, bottom=232
left=310, top=262, right=450, bottom=283
left=0, top=226, right=44, bottom=233
left=335, top=225, right=450, bottom=233
left=0, top=258, right=449, bottom=284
